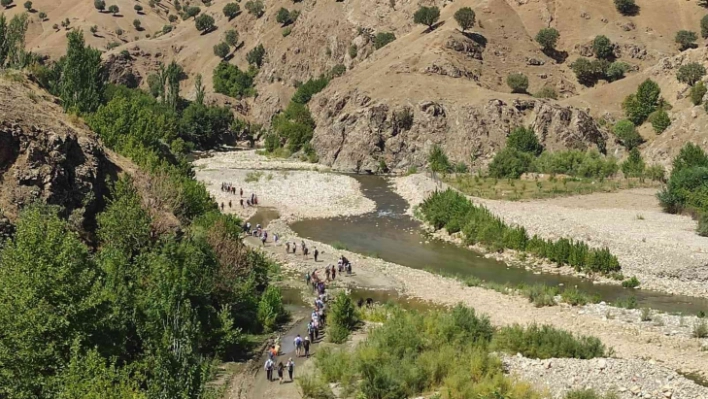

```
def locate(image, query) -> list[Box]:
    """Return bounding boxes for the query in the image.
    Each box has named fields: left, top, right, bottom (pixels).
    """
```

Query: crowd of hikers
left=219, top=183, right=259, bottom=210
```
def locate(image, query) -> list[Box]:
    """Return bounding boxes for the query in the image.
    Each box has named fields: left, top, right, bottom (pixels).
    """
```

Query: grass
left=621, top=276, right=640, bottom=288
left=561, top=287, right=599, bottom=306
left=614, top=296, right=638, bottom=309
left=492, top=323, right=607, bottom=359
left=331, top=241, right=348, bottom=251
left=693, top=319, right=708, bottom=338
left=245, top=171, right=264, bottom=182
left=296, top=372, right=335, bottom=399
left=445, top=175, right=660, bottom=201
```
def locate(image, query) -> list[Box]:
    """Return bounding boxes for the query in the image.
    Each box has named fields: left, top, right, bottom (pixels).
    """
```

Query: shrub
left=525, top=284, right=558, bottom=307
left=507, top=73, right=529, bottom=93
left=162, top=24, right=173, bottom=34
left=134, top=4, right=143, bottom=13
left=570, top=57, right=609, bottom=86
left=292, top=76, right=329, bottom=104
left=184, top=5, right=201, bottom=18
left=565, top=390, right=620, bottom=399
left=645, top=164, right=666, bottom=182
left=348, top=44, right=357, bottom=58
left=454, top=7, right=475, bottom=32
left=677, top=63, right=706, bottom=86
left=38, top=11, right=46, bottom=20
left=612, top=120, right=642, bottom=149
left=276, top=7, right=293, bottom=26
left=246, top=44, right=266, bottom=67
left=622, top=276, right=640, bottom=288
left=213, top=42, right=230, bottom=59
left=676, top=30, right=698, bottom=51
left=195, top=13, right=215, bottom=33
left=23, top=1, right=31, bottom=10
left=649, top=109, right=671, bottom=134
left=535, top=28, right=560, bottom=52
left=224, top=29, right=239, bottom=47
left=692, top=319, right=708, bottom=338
left=393, top=107, right=414, bottom=131
left=168, top=14, right=178, bottom=22
left=213, top=62, right=256, bottom=98
left=606, top=61, right=629, bottom=82
left=658, top=165, right=708, bottom=214
left=507, top=126, right=542, bottom=155
left=330, top=64, right=346, bottom=78
left=374, top=32, right=396, bottom=49
left=223, top=2, right=240, bottom=20
left=413, top=6, right=440, bottom=29
left=115, top=28, right=123, bottom=35
left=534, top=86, right=558, bottom=99
left=614, top=0, right=636, bottom=15
left=245, top=0, right=264, bottom=17
left=488, top=148, right=533, bottom=178
left=297, top=373, right=335, bottom=399
left=702, top=15, right=708, bottom=38
left=257, top=286, right=285, bottom=332
left=691, top=81, right=707, bottom=105
left=94, top=0, right=105, bottom=12
left=132, top=19, right=141, bottom=30
left=428, top=144, right=452, bottom=173
left=108, top=4, right=119, bottom=14
left=534, top=150, right=618, bottom=179
left=561, top=287, right=594, bottom=306
left=592, top=35, right=613, bottom=59
left=282, top=27, right=291, bottom=37
left=622, top=79, right=660, bottom=125
left=621, top=148, right=646, bottom=178
left=328, top=293, right=358, bottom=343
left=493, top=323, right=606, bottom=359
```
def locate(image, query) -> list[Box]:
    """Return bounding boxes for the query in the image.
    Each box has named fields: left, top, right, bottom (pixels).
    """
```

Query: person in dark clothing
left=228, top=200, right=232, bottom=208
left=277, top=362, right=284, bottom=384
left=314, top=248, right=319, bottom=262
left=240, top=198, right=244, bottom=207
left=240, top=188, right=243, bottom=197
left=265, top=358, right=274, bottom=381
left=220, top=202, right=224, bottom=210
left=286, top=358, right=295, bottom=381
left=303, top=336, right=311, bottom=358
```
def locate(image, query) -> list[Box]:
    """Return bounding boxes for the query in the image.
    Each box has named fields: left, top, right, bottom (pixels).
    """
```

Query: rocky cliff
left=310, top=91, right=612, bottom=172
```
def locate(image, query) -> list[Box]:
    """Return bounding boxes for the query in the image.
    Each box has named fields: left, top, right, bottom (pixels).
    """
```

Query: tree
left=133, top=19, right=141, bottom=30
left=224, top=29, right=239, bottom=47
left=592, top=35, right=613, bottom=59
left=169, top=14, right=178, bottom=23
left=59, top=30, right=105, bottom=113
left=428, top=144, right=452, bottom=173
left=0, top=0, right=12, bottom=7
left=276, top=7, right=291, bottom=26
left=195, top=13, right=215, bottom=33
left=507, top=126, right=542, bottom=155
left=702, top=15, right=708, bottom=38
left=606, top=61, right=629, bottom=82
left=246, top=44, right=265, bottom=67
left=488, top=148, right=534, bottom=178
left=185, top=5, right=201, bottom=18
left=453, top=7, right=475, bottom=32
left=621, top=148, right=645, bottom=177
left=134, top=4, right=143, bottom=13
left=94, top=0, right=105, bottom=12
left=223, top=2, right=240, bottom=20
left=649, top=109, right=671, bottom=134
left=195, top=73, right=205, bottom=105
left=245, top=0, right=264, bottom=17
left=115, top=28, right=123, bottom=35
left=612, top=119, right=643, bottom=150
left=675, top=30, right=698, bottom=51
left=38, top=11, right=46, bottom=20
left=535, top=27, right=560, bottom=52
left=23, top=0, right=31, bottom=11
left=213, top=62, right=256, bottom=98
left=622, top=79, right=660, bottom=125
left=413, top=6, right=440, bottom=30
left=507, top=72, right=529, bottom=93
left=614, top=0, right=636, bottom=15
left=374, top=32, right=396, bottom=49
left=90, top=25, right=98, bottom=36
left=213, top=42, right=230, bottom=59
left=108, top=4, right=119, bottom=15
left=677, top=62, right=706, bottom=85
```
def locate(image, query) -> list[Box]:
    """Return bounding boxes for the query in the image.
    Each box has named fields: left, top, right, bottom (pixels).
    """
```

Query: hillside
left=4, top=0, right=708, bottom=169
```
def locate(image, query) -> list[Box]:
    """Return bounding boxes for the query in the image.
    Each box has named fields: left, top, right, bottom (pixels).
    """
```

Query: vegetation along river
left=281, top=175, right=708, bottom=315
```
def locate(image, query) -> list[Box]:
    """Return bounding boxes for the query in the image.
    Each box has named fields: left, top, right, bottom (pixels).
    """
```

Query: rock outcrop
left=310, top=91, right=610, bottom=172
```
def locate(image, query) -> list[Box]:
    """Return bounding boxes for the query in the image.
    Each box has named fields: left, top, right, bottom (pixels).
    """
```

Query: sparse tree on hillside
left=195, top=73, right=205, bottom=105
left=622, top=79, right=661, bottom=125
left=1, top=0, right=13, bottom=8
left=614, top=0, right=636, bottom=15
left=115, top=28, right=123, bottom=35
left=621, top=148, right=645, bottom=177
left=169, top=14, right=178, bottom=23
left=276, top=7, right=292, bottom=26
left=60, top=30, right=105, bottom=113
left=89, top=25, right=98, bottom=36
left=94, top=0, right=105, bottom=12
left=38, top=11, right=46, bottom=20
left=213, top=42, right=230, bottom=59
left=52, top=23, right=58, bottom=30
left=133, top=19, right=141, bottom=30
left=676, top=30, right=698, bottom=51
left=185, top=6, right=201, bottom=19
left=677, top=62, right=706, bottom=85
left=23, top=1, right=31, bottom=11
left=374, top=32, right=396, bottom=49
left=592, top=35, right=613, bottom=59
left=606, top=61, right=629, bottom=82
left=613, top=120, right=643, bottom=150
left=108, top=4, right=119, bottom=15
left=195, top=13, right=215, bottom=33
left=245, top=0, right=264, bottom=18
left=413, top=6, right=440, bottom=30
left=535, top=27, right=560, bottom=53
left=507, top=73, right=529, bottom=93
left=702, top=15, right=708, bottom=38
left=224, top=29, right=239, bottom=47
left=223, top=2, right=240, bottom=20
left=453, top=7, right=475, bottom=32
left=691, top=81, right=707, bottom=105
left=649, top=109, right=671, bottom=133
left=246, top=44, right=265, bottom=67
left=134, top=4, right=143, bottom=13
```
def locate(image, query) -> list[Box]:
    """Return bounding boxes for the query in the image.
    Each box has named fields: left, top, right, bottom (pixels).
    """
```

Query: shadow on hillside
left=423, top=20, right=445, bottom=34
left=543, top=48, right=569, bottom=64
left=462, top=31, right=487, bottom=48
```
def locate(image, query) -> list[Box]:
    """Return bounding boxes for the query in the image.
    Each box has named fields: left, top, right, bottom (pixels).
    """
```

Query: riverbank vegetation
left=419, top=189, right=621, bottom=276
left=658, top=143, right=708, bottom=235
left=301, top=303, right=607, bottom=399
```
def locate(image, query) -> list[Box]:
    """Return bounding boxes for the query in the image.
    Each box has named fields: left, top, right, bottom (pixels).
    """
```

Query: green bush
left=428, top=144, right=452, bottom=173
left=374, top=32, right=396, bottom=49
left=212, top=62, right=256, bottom=98
left=622, top=79, right=661, bottom=125
left=245, top=0, right=264, bottom=17
left=676, top=30, right=698, bottom=51
left=453, top=7, right=476, bottom=32
left=534, top=86, right=558, bottom=99
left=413, top=6, right=440, bottom=29
left=658, top=143, right=708, bottom=215
left=246, top=44, right=266, bottom=67
left=525, top=284, right=558, bottom=307
left=691, top=81, right=707, bottom=106
left=677, top=63, right=706, bottom=85
left=645, top=164, right=666, bottom=182
left=507, top=126, right=542, bottom=155
left=592, top=35, right=613, bottom=59
left=488, top=148, right=533, bottom=178
left=649, top=109, right=671, bottom=134
left=327, top=293, right=358, bottom=343
left=702, top=15, right=708, bottom=39
left=606, top=61, right=629, bottom=82
left=614, top=0, right=635, bottom=14
left=621, top=148, right=645, bottom=178
left=534, top=150, right=619, bottom=179
left=565, top=390, right=620, bottom=399
left=257, top=286, right=285, bottom=332
left=493, top=323, right=606, bottom=359
left=561, top=287, right=595, bottom=306
left=612, top=120, right=643, bottom=150
left=622, top=276, right=640, bottom=288
left=507, top=72, right=529, bottom=93
left=292, top=76, right=329, bottom=104
left=535, top=28, right=560, bottom=52
left=223, top=2, right=240, bottom=20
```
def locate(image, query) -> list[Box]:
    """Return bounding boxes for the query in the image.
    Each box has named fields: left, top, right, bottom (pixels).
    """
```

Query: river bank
left=192, top=151, right=708, bottom=395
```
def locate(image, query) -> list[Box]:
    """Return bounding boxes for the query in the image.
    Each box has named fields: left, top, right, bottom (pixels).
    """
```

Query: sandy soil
left=394, top=173, right=708, bottom=299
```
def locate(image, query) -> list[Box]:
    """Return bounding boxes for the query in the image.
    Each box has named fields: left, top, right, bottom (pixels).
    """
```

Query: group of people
left=219, top=183, right=259, bottom=210
left=285, top=240, right=316, bottom=260
left=263, top=352, right=295, bottom=384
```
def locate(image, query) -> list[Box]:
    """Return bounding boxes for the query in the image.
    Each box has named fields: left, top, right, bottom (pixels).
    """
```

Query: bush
left=614, top=0, right=636, bottom=15
left=698, top=212, right=708, bottom=236
left=507, top=73, right=529, bottom=93
left=224, top=29, right=239, bottom=47
left=622, top=276, right=640, bottom=288
left=535, top=28, right=560, bottom=52
left=488, top=148, right=533, bottom=178
left=612, top=120, right=642, bottom=149
left=691, top=81, right=707, bottom=106
left=570, top=57, right=610, bottom=86
left=328, top=293, right=358, bottom=343
left=606, top=61, right=629, bottom=82
left=534, top=150, right=618, bottom=179
left=561, top=287, right=595, bottom=306
left=257, top=286, right=285, bottom=332
left=132, top=19, right=141, bottom=30
left=223, top=2, right=240, bottom=20
left=507, top=126, right=542, bottom=155
left=292, top=76, right=329, bottom=104
left=246, top=44, right=266, bottom=67
left=276, top=7, right=293, bottom=26
left=184, top=5, right=201, bottom=19
left=621, top=148, right=646, bottom=178
left=195, top=13, right=215, bottom=33
left=534, top=86, right=558, bottom=99
left=297, top=373, right=335, bottom=399
left=108, top=4, right=119, bottom=14
left=245, top=0, right=264, bottom=17
left=645, top=164, right=666, bottom=182
left=94, top=0, right=105, bottom=11
left=525, top=284, right=558, bottom=307
left=213, top=62, right=255, bottom=98
left=692, top=319, right=708, bottom=338
left=677, top=63, right=706, bottom=86
left=702, top=15, right=708, bottom=39
left=213, top=42, right=230, bottom=59
left=649, top=109, right=671, bottom=134
left=413, top=6, right=440, bottom=29
left=453, top=7, right=475, bottom=32
left=374, top=32, right=396, bottom=49
left=428, top=144, right=452, bottom=173
left=329, top=64, right=346, bottom=78
left=676, top=30, right=698, bottom=51
left=565, top=390, right=620, bottom=399
left=592, top=35, right=613, bottom=59
left=493, top=323, right=606, bottom=359
left=622, top=79, right=660, bottom=125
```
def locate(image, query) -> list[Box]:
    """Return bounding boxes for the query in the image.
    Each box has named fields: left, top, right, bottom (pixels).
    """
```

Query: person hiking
left=294, top=334, right=303, bottom=357
left=325, top=266, right=331, bottom=281
left=261, top=233, right=267, bottom=246
left=220, top=202, right=224, bottom=211
left=303, top=246, right=309, bottom=259
left=307, top=321, right=315, bottom=342
left=286, top=242, right=291, bottom=253
left=303, top=336, right=311, bottom=358
left=332, top=266, right=336, bottom=280
left=277, top=362, right=284, bottom=384
left=305, top=272, right=311, bottom=286
left=240, top=188, right=243, bottom=197
left=268, top=345, right=277, bottom=360
left=314, top=247, right=319, bottom=262
left=286, top=358, right=295, bottom=381
left=264, top=358, right=274, bottom=381
left=240, top=198, right=244, bottom=207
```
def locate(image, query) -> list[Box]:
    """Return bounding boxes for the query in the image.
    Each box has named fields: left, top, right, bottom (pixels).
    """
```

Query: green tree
left=38, top=10, right=46, bottom=19
left=691, top=81, right=707, bottom=105
left=94, top=0, right=105, bottom=12
left=612, top=119, right=643, bottom=150
left=133, top=19, right=141, bottom=30
left=454, top=7, right=475, bottom=32
left=672, top=142, right=708, bottom=173
left=108, top=4, right=119, bottom=15
left=213, top=61, right=256, bottom=98
left=676, top=30, right=698, bottom=51
left=428, top=144, right=452, bottom=173
left=0, top=13, right=29, bottom=68
left=570, top=57, right=596, bottom=85
left=488, top=148, right=533, bottom=178
left=621, top=148, right=645, bottom=177
left=592, top=35, right=613, bottom=59
left=606, top=61, right=629, bottom=82
left=535, top=27, right=560, bottom=52
left=185, top=5, right=201, bottom=18
left=134, top=4, right=143, bottom=13
left=702, top=15, right=708, bottom=38
left=614, top=0, right=636, bottom=15
left=169, top=14, right=178, bottom=23
left=195, top=13, right=215, bottom=33
left=507, top=72, right=529, bottom=93
left=195, top=73, right=205, bottom=105
left=413, top=6, right=440, bottom=30
left=649, top=109, right=671, bottom=134
left=622, top=79, right=660, bottom=125
left=59, top=30, right=105, bottom=113
left=327, top=293, right=358, bottom=343
left=90, top=25, right=98, bottom=35
left=223, top=2, right=240, bottom=20
left=224, top=29, right=239, bottom=47
left=246, top=43, right=265, bottom=67
left=23, top=0, right=31, bottom=11
left=374, top=31, right=396, bottom=49
left=245, top=0, right=264, bottom=17
left=677, top=62, right=706, bottom=85
left=276, top=7, right=292, bottom=25
left=213, top=41, right=230, bottom=59
left=0, top=206, right=101, bottom=398
left=507, top=126, right=542, bottom=155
